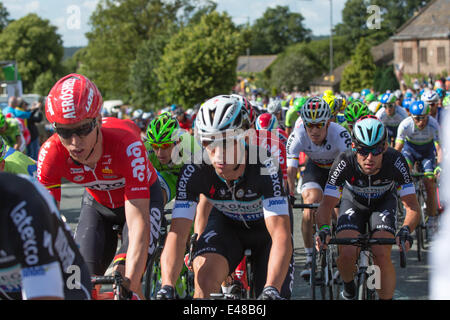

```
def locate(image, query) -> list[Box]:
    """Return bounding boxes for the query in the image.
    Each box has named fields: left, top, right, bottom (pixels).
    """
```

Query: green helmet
left=443, top=95, right=450, bottom=108
left=0, top=113, right=5, bottom=128
left=0, top=137, right=7, bottom=162
left=293, top=97, right=307, bottom=112
left=146, top=112, right=179, bottom=144
left=365, top=93, right=375, bottom=103
left=344, top=101, right=371, bottom=123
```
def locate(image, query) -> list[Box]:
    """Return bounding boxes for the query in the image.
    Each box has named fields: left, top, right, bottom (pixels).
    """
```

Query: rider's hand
left=257, top=286, right=285, bottom=300
left=156, top=285, right=176, bottom=300
left=289, top=194, right=296, bottom=206
left=396, top=225, right=413, bottom=252
left=316, top=225, right=331, bottom=251
left=434, top=165, right=442, bottom=178
left=113, top=275, right=139, bottom=300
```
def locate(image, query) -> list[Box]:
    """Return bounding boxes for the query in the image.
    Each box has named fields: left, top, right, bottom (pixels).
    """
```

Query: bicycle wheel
left=327, top=245, right=341, bottom=300
left=142, top=256, right=162, bottom=300
left=310, top=247, right=326, bottom=300
left=245, top=250, right=256, bottom=299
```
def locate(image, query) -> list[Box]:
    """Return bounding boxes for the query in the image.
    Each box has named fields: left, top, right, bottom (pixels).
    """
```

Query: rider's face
left=204, top=139, right=244, bottom=179
left=304, top=121, right=329, bottom=145
left=355, top=143, right=387, bottom=176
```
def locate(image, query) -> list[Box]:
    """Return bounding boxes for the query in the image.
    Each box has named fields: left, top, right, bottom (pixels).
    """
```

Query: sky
left=2, top=0, right=347, bottom=47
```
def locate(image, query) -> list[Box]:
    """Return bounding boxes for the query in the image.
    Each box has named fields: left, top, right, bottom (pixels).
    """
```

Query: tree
left=373, top=65, right=399, bottom=93
left=340, top=37, right=376, bottom=92
left=156, top=11, right=246, bottom=107
left=0, top=2, right=10, bottom=32
left=0, top=13, right=64, bottom=93
left=249, top=5, right=311, bottom=55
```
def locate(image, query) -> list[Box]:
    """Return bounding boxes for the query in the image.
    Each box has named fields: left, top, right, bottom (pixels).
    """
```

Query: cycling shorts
left=74, top=179, right=164, bottom=275
left=192, top=207, right=294, bottom=299
left=337, top=188, right=397, bottom=236
left=401, top=141, right=436, bottom=174
left=385, top=125, right=399, bottom=142
left=300, top=159, right=330, bottom=193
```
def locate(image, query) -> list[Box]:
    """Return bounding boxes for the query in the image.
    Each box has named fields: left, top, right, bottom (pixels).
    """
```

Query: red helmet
left=256, top=113, right=278, bottom=131
left=46, top=73, right=103, bottom=124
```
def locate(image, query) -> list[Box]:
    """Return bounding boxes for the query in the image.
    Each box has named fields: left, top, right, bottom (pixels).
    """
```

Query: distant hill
left=63, top=47, right=84, bottom=61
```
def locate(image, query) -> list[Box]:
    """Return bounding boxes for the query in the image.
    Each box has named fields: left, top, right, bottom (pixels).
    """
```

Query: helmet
left=0, top=113, right=5, bottom=128
left=324, top=90, right=334, bottom=97
left=132, top=109, right=143, bottom=119
left=394, top=89, right=402, bottom=99
left=0, top=137, right=7, bottom=162
left=409, top=101, right=429, bottom=116
left=293, top=96, right=307, bottom=112
left=146, top=112, right=179, bottom=144
left=405, top=91, right=413, bottom=99
left=267, top=99, right=282, bottom=114
left=231, top=94, right=255, bottom=128
left=344, top=101, right=371, bottom=123
left=300, top=97, right=331, bottom=124
left=421, top=90, right=439, bottom=104
left=443, top=95, right=450, bottom=108
left=402, top=98, right=414, bottom=111
left=256, top=113, right=278, bottom=131
left=352, top=115, right=387, bottom=148
left=334, top=96, right=347, bottom=112
left=368, top=101, right=382, bottom=114
left=380, top=93, right=396, bottom=105
left=46, top=73, right=103, bottom=124
left=195, top=95, right=244, bottom=141
left=322, top=95, right=337, bottom=115
left=364, top=93, right=376, bottom=103
left=352, top=92, right=361, bottom=100
left=361, top=89, right=371, bottom=97
left=435, top=88, right=445, bottom=99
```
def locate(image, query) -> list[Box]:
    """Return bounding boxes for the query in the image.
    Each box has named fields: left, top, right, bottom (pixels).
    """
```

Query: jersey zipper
left=368, top=175, right=371, bottom=206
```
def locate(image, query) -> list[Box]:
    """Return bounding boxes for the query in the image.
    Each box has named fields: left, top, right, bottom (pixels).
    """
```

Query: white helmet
left=421, top=90, right=439, bottom=104
left=267, top=99, right=282, bottom=114
left=195, top=95, right=244, bottom=141
left=132, top=109, right=143, bottom=119
left=300, top=97, right=331, bottom=124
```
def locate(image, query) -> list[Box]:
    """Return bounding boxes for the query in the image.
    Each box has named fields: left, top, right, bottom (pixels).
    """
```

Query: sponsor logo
left=263, top=158, right=282, bottom=197
left=102, top=167, right=113, bottom=174
left=148, top=207, right=161, bottom=256
left=37, top=141, right=52, bottom=181
left=54, top=227, right=75, bottom=271
left=126, top=141, right=147, bottom=182
left=73, top=175, right=84, bottom=182
left=174, top=202, right=192, bottom=209
left=70, top=168, right=84, bottom=174
left=85, top=87, right=94, bottom=112
left=82, top=179, right=125, bottom=191
left=60, top=77, right=77, bottom=119
left=328, top=160, right=347, bottom=185
left=236, top=189, right=245, bottom=198
left=394, top=157, right=411, bottom=184
left=130, top=187, right=148, bottom=192
left=177, top=165, right=196, bottom=199
left=10, top=201, right=39, bottom=265
left=268, top=199, right=287, bottom=207
left=0, top=264, right=21, bottom=292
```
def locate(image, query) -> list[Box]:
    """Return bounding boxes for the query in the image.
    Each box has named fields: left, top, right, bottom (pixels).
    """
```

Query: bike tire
left=357, top=272, right=369, bottom=300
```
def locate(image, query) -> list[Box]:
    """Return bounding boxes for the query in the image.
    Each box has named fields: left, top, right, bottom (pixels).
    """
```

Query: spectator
left=25, top=101, right=43, bottom=160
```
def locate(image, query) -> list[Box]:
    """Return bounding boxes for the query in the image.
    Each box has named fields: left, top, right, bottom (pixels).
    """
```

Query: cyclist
left=37, top=74, right=164, bottom=299
left=422, top=90, right=443, bottom=124
left=256, top=113, right=288, bottom=147
left=0, top=137, right=36, bottom=176
left=341, top=100, right=372, bottom=133
left=157, top=95, right=294, bottom=300
left=267, top=99, right=286, bottom=131
left=286, top=97, right=352, bottom=279
left=0, top=172, right=92, bottom=300
left=285, top=97, right=307, bottom=136
left=0, top=113, right=24, bottom=151
left=395, top=100, right=442, bottom=236
left=316, top=115, right=420, bottom=300
left=375, top=93, right=408, bottom=146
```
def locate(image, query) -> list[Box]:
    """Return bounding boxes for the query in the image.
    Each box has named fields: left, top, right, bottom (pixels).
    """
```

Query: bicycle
left=292, top=202, right=341, bottom=300
left=411, top=172, right=429, bottom=262
left=91, top=270, right=136, bottom=300
left=328, top=233, right=407, bottom=300
left=143, top=209, right=195, bottom=300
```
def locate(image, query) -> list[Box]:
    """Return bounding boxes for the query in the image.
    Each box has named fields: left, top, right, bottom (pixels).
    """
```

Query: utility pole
left=329, top=0, right=333, bottom=81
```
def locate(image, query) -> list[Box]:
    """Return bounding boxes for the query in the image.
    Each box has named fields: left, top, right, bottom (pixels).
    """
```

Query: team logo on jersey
left=236, top=189, right=245, bottom=198
left=73, top=175, right=84, bottom=182
left=102, top=167, right=113, bottom=174
left=70, top=168, right=84, bottom=174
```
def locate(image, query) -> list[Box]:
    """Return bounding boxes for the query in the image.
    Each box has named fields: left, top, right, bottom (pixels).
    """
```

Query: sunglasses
left=151, top=142, right=174, bottom=150
left=55, top=119, right=97, bottom=139
left=412, top=115, right=427, bottom=121
left=355, top=144, right=385, bottom=157
left=385, top=103, right=395, bottom=109
left=304, top=121, right=326, bottom=129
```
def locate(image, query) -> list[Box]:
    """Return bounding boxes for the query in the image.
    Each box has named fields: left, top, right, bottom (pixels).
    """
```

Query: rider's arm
left=286, top=131, right=302, bottom=195
left=316, top=194, right=340, bottom=229
left=399, top=193, right=420, bottom=233
left=14, top=134, right=22, bottom=151
left=264, top=214, right=292, bottom=291
left=124, top=198, right=150, bottom=293
left=194, top=194, right=212, bottom=236
left=394, top=118, right=407, bottom=152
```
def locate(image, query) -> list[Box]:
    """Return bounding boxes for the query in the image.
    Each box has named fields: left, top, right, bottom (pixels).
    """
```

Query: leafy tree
left=156, top=11, right=246, bottom=107
left=32, top=70, right=59, bottom=96
left=0, top=13, right=64, bottom=93
left=0, top=2, right=10, bottom=32
left=340, top=37, right=376, bottom=92
left=249, top=5, right=311, bottom=55
left=373, top=65, right=399, bottom=93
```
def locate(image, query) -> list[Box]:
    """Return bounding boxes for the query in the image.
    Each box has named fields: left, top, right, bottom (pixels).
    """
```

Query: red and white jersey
left=37, top=117, right=157, bottom=209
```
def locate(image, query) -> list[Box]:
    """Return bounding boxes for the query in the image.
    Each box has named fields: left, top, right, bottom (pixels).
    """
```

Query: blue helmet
left=436, top=88, right=445, bottom=99
left=361, top=89, right=371, bottom=97
left=402, top=98, right=413, bottom=111
left=380, top=93, right=396, bottom=105
left=405, top=91, right=413, bottom=99
left=409, top=100, right=429, bottom=116
left=352, top=115, right=387, bottom=148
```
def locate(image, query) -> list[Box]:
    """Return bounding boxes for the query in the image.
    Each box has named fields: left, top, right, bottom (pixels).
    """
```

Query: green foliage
left=0, top=2, right=10, bottom=32
left=249, top=5, right=311, bottom=55
left=373, top=65, right=399, bottom=93
left=156, top=11, right=246, bottom=108
left=340, top=38, right=376, bottom=92
left=32, top=70, right=59, bottom=96
left=0, top=13, right=64, bottom=93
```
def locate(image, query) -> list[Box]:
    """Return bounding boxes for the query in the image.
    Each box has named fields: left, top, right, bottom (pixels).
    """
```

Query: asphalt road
left=60, top=181, right=430, bottom=300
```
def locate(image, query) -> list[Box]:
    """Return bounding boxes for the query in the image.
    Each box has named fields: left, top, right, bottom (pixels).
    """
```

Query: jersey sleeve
left=395, top=118, right=408, bottom=144
left=392, top=152, right=415, bottom=197
left=323, top=152, right=351, bottom=199
left=37, top=136, right=64, bottom=202
left=286, top=129, right=303, bottom=168
left=172, top=164, right=201, bottom=221
left=336, top=126, right=352, bottom=151
left=259, top=157, right=290, bottom=218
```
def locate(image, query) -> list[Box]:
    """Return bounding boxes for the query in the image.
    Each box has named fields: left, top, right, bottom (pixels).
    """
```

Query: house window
left=437, top=47, right=446, bottom=65
left=419, top=47, right=428, bottom=64
left=402, top=47, right=412, bottom=64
